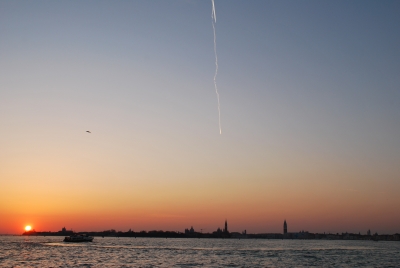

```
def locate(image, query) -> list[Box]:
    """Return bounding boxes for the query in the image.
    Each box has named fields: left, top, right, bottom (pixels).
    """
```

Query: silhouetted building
left=59, top=227, right=73, bottom=235
left=224, top=220, right=229, bottom=234
left=283, top=220, right=287, bottom=234
left=185, top=226, right=195, bottom=234
left=212, top=220, right=230, bottom=238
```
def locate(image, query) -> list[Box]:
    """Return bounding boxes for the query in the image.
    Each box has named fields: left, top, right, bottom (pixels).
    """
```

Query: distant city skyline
left=11, top=219, right=392, bottom=238
left=1, top=0, right=400, bottom=235
left=21, top=219, right=400, bottom=243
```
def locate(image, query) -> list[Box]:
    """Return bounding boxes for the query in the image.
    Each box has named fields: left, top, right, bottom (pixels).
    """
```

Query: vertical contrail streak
left=211, top=0, right=221, bottom=134
left=212, top=0, right=216, bottom=23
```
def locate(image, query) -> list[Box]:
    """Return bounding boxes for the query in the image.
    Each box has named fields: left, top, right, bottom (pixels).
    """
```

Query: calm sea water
left=1, top=236, right=399, bottom=267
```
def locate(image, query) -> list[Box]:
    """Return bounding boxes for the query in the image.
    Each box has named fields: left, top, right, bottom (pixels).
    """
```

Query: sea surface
left=1, top=236, right=399, bottom=267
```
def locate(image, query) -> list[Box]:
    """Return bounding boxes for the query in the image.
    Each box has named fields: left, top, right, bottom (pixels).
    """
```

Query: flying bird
left=86, top=131, right=91, bottom=133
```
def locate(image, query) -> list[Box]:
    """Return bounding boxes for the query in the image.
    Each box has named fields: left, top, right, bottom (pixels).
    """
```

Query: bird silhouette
left=86, top=131, right=91, bottom=133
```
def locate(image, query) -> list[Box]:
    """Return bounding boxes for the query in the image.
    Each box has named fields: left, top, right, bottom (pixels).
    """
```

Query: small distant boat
left=63, top=234, right=94, bottom=242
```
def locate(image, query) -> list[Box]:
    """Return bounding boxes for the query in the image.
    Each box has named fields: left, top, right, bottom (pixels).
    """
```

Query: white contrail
left=212, top=0, right=216, bottom=23
left=211, top=0, right=221, bottom=134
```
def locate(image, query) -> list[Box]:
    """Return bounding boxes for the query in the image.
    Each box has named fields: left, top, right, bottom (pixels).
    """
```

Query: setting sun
left=25, top=225, right=32, bottom=232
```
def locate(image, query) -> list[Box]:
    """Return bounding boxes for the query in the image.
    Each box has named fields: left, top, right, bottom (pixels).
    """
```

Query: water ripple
left=0, top=236, right=399, bottom=267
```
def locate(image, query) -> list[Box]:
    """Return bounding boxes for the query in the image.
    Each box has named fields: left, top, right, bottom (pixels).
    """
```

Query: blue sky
left=1, top=0, right=400, bottom=233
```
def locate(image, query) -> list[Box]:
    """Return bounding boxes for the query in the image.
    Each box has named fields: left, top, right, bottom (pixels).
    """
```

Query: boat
left=63, top=234, right=94, bottom=242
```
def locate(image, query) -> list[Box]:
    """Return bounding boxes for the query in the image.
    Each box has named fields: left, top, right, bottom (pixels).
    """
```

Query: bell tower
left=283, top=220, right=287, bottom=234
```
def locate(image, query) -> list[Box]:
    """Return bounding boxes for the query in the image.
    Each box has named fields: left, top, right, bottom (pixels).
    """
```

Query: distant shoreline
left=20, top=230, right=400, bottom=241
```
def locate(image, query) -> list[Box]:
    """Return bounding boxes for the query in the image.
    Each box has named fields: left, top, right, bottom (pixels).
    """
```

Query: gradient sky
left=1, top=0, right=400, bottom=235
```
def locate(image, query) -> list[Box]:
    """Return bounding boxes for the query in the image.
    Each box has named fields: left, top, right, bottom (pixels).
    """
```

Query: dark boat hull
left=63, top=239, right=93, bottom=242
left=63, top=236, right=94, bottom=242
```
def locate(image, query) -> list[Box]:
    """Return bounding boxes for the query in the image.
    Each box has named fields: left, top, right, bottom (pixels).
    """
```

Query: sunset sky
left=1, top=0, right=400, bottom=235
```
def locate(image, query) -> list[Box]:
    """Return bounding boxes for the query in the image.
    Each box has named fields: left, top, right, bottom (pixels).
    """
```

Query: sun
left=25, top=225, right=32, bottom=232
